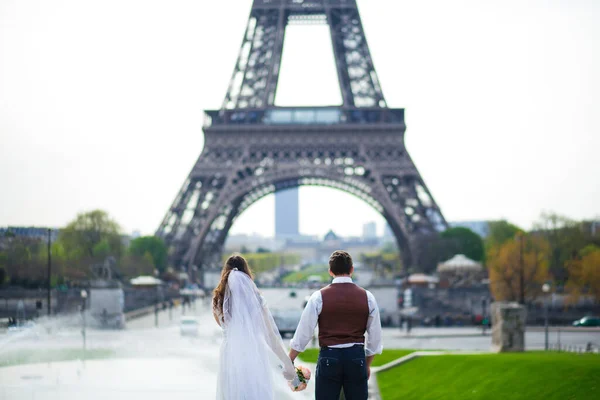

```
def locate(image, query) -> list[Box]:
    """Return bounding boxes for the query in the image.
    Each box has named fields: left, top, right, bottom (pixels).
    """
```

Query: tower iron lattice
left=157, top=0, right=447, bottom=275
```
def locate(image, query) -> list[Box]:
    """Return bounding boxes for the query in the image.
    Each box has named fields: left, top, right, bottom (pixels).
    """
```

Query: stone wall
left=491, top=302, right=527, bottom=352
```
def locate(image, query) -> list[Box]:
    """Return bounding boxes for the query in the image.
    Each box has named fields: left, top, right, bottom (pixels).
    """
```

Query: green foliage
left=565, top=245, right=600, bottom=304
left=92, top=239, right=112, bottom=259
left=256, top=247, right=271, bottom=253
left=223, top=253, right=301, bottom=274
left=0, top=237, right=48, bottom=287
left=120, top=254, right=154, bottom=278
left=440, top=227, right=485, bottom=262
left=534, top=212, right=588, bottom=282
left=361, top=253, right=402, bottom=277
left=580, top=244, right=600, bottom=257
left=283, top=264, right=331, bottom=283
left=488, top=233, right=550, bottom=303
left=486, top=220, right=523, bottom=248
left=377, top=353, right=600, bottom=400
left=381, top=241, right=399, bottom=253
left=0, top=210, right=129, bottom=287
left=59, top=210, right=123, bottom=260
left=128, top=236, right=168, bottom=273
left=0, top=267, right=6, bottom=284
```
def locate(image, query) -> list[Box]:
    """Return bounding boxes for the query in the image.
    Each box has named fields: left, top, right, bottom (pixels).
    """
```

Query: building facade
left=275, top=188, right=300, bottom=239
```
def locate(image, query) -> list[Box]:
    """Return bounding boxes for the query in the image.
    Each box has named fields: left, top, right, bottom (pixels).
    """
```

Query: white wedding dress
left=215, top=270, right=296, bottom=400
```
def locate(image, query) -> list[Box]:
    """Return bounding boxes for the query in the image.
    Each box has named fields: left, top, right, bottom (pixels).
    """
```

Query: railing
left=204, top=107, right=404, bottom=128
left=0, top=287, right=182, bottom=322
left=252, top=0, right=357, bottom=9
left=548, top=340, right=600, bottom=354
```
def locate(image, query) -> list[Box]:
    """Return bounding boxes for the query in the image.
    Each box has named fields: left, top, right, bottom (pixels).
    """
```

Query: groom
left=289, top=250, right=383, bottom=400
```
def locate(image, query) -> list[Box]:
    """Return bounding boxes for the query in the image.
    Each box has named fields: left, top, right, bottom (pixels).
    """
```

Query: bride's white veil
left=218, top=269, right=296, bottom=399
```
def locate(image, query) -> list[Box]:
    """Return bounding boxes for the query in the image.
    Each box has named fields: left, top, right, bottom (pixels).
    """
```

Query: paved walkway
left=0, top=306, right=316, bottom=400
left=3, top=300, right=597, bottom=399
left=0, top=357, right=315, bottom=400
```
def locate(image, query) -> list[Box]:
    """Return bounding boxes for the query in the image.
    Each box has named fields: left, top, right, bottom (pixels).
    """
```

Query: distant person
left=212, top=255, right=296, bottom=399
left=289, top=250, right=383, bottom=400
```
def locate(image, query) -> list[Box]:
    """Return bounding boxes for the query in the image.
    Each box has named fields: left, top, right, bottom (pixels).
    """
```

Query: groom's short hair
left=329, top=250, right=353, bottom=276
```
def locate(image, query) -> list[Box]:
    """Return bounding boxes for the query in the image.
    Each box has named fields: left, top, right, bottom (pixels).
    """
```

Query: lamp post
left=518, top=234, right=525, bottom=305
left=155, top=286, right=159, bottom=328
left=542, top=283, right=551, bottom=351
left=481, top=297, right=487, bottom=335
left=81, top=289, right=88, bottom=355
left=47, top=228, right=52, bottom=317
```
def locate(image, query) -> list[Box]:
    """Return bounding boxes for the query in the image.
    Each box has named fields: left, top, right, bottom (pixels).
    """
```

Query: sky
left=0, top=0, right=599, bottom=238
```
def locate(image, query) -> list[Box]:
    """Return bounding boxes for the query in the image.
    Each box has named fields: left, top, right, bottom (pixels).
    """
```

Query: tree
left=225, top=252, right=301, bottom=274
left=361, top=252, right=401, bottom=278
left=534, top=212, right=587, bottom=283
left=581, top=219, right=600, bottom=248
left=160, top=268, right=181, bottom=283
left=120, top=253, right=155, bottom=278
left=415, top=235, right=456, bottom=274
left=488, top=233, right=550, bottom=304
left=0, top=234, right=87, bottom=287
left=59, top=210, right=123, bottom=260
left=381, top=241, right=399, bottom=253
left=440, top=227, right=485, bottom=262
left=565, top=245, right=600, bottom=304
left=128, top=236, right=168, bottom=273
left=0, top=236, right=47, bottom=288
left=485, top=220, right=523, bottom=249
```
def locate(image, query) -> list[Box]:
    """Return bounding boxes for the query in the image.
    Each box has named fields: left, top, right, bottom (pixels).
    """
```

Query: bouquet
left=289, top=365, right=311, bottom=392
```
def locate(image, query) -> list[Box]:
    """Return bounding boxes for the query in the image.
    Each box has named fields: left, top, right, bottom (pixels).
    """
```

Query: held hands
left=282, top=367, right=296, bottom=381
left=289, top=374, right=302, bottom=388
left=288, top=365, right=311, bottom=392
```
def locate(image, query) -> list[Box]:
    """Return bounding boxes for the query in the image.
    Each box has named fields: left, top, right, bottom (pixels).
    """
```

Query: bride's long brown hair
left=212, top=254, right=254, bottom=322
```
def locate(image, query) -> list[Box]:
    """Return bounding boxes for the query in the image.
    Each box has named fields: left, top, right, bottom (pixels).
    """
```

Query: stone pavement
left=0, top=357, right=315, bottom=400
left=0, top=305, right=316, bottom=400
left=2, top=299, right=597, bottom=400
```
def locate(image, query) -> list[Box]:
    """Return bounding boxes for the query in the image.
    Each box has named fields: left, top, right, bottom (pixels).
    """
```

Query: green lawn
left=0, top=348, right=115, bottom=368
left=299, top=349, right=418, bottom=367
left=283, top=264, right=331, bottom=284
left=377, top=352, right=600, bottom=400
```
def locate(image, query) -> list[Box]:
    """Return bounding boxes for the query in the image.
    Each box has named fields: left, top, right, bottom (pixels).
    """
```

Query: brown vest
left=318, top=283, right=369, bottom=347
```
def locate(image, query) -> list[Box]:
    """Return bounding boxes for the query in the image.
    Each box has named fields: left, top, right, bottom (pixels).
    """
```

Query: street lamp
left=155, top=285, right=160, bottom=328
left=47, top=228, right=52, bottom=318
left=81, top=289, right=88, bottom=355
left=542, top=283, right=551, bottom=351
left=481, top=297, right=488, bottom=335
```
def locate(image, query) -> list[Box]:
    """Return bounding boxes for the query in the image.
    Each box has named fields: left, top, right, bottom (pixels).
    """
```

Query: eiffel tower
left=157, top=0, right=447, bottom=275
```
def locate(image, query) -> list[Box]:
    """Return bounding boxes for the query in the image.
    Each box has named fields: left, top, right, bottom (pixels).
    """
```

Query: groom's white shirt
left=290, top=277, right=383, bottom=356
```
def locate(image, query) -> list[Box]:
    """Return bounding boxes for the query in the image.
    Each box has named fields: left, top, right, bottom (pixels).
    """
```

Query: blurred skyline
left=1, top=0, right=599, bottom=238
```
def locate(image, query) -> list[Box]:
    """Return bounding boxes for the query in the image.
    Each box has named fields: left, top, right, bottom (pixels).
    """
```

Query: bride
left=212, top=255, right=297, bottom=399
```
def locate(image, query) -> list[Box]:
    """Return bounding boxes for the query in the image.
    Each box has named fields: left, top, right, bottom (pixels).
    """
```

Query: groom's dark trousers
left=316, top=344, right=368, bottom=400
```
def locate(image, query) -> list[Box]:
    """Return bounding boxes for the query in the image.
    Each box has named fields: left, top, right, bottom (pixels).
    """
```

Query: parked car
left=180, top=316, right=199, bottom=336
left=272, top=309, right=302, bottom=338
left=572, top=316, right=600, bottom=327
